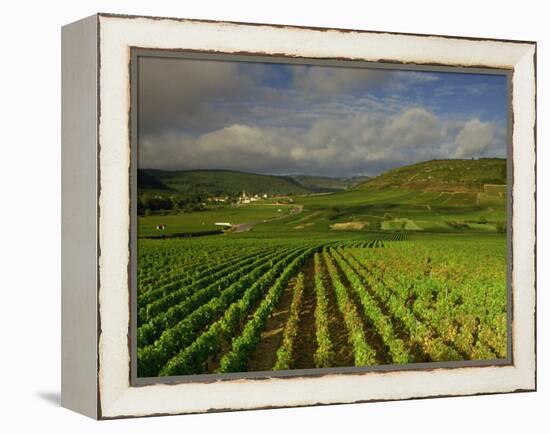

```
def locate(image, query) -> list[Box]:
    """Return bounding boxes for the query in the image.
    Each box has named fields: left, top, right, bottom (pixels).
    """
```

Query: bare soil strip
left=245, top=278, right=297, bottom=372
left=292, top=258, right=317, bottom=369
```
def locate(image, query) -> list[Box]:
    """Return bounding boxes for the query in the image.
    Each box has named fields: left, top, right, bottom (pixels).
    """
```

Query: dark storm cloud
left=138, top=57, right=507, bottom=177
left=138, top=57, right=258, bottom=135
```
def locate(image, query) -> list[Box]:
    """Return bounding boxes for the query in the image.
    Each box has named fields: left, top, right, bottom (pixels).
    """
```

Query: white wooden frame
left=61, top=13, right=536, bottom=419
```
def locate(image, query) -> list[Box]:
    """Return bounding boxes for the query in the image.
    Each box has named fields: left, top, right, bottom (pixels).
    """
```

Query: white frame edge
left=61, top=14, right=99, bottom=419
left=95, top=15, right=536, bottom=419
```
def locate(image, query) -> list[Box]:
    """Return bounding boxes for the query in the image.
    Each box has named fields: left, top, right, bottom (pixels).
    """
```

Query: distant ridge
left=138, top=159, right=506, bottom=196
left=137, top=170, right=170, bottom=190
left=290, top=175, right=369, bottom=192
left=138, top=169, right=311, bottom=195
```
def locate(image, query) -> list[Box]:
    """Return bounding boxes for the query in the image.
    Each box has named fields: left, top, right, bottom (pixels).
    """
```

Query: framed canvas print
left=61, top=13, right=536, bottom=419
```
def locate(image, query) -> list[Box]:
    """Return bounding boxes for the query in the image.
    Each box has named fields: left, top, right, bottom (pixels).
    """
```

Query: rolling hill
left=286, top=158, right=508, bottom=235
left=139, top=169, right=312, bottom=195
left=137, top=169, right=170, bottom=190
left=356, top=158, right=506, bottom=192
left=138, top=158, right=509, bottom=236
left=290, top=175, right=369, bottom=192
left=138, top=169, right=369, bottom=195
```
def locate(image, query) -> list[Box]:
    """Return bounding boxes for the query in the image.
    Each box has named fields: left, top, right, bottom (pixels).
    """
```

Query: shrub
left=495, top=221, right=507, bottom=233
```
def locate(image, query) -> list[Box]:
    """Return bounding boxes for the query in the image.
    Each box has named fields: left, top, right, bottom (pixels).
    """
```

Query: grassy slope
left=251, top=159, right=507, bottom=237
left=358, top=158, right=506, bottom=192
left=139, top=204, right=295, bottom=237
left=137, top=170, right=170, bottom=190
left=140, top=169, right=312, bottom=195
left=138, top=159, right=508, bottom=238
left=290, top=175, right=369, bottom=192
left=139, top=169, right=371, bottom=195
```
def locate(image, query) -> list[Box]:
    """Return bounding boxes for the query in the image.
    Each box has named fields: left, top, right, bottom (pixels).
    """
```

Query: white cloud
left=138, top=57, right=258, bottom=134
left=137, top=57, right=505, bottom=176
left=381, top=108, right=445, bottom=149
left=290, top=65, right=389, bottom=95
left=453, top=119, right=495, bottom=158
left=140, top=108, right=505, bottom=177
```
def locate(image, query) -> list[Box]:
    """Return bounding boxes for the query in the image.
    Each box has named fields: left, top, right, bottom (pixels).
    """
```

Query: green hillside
left=137, top=170, right=170, bottom=190
left=252, top=158, right=508, bottom=237
left=139, top=169, right=313, bottom=195
left=290, top=175, right=370, bottom=192
left=291, top=175, right=368, bottom=193
left=138, top=169, right=371, bottom=195
left=138, top=159, right=508, bottom=236
left=357, top=158, right=506, bottom=192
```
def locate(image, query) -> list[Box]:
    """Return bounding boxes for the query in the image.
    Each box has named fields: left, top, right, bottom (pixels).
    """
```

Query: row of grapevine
left=138, top=247, right=261, bottom=301
left=331, top=248, right=410, bottom=364
left=138, top=247, right=302, bottom=377
left=347, top=243, right=504, bottom=361
left=137, top=249, right=281, bottom=345
left=138, top=249, right=226, bottom=291
left=138, top=242, right=227, bottom=287
left=273, top=273, right=306, bottom=370
left=322, top=249, right=377, bottom=366
left=159, top=247, right=317, bottom=376
left=346, top=247, right=463, bottom=361
left=138, top=248, right=277, bottom=323
left=313, top=253, right=335, bottom=368
left=136, top=235, right=507, bottom=377
left=387, top=232, right=409, bottom=242
left=334, top=239, right=384, bottom=249
left=217, top=247, right=318, bottom=373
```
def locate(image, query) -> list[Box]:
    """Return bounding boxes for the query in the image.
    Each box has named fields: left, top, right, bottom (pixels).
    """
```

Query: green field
left=136, top=158, right=508, bottom=377
left=139, top=204, right=296, bottom=237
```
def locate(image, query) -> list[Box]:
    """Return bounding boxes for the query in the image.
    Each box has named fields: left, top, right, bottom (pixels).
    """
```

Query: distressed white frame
left=92, top=14, right=535, bottom=418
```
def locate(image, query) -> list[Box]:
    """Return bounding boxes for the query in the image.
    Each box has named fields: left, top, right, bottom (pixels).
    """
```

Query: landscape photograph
left=135, top=56, right=509, bottom=378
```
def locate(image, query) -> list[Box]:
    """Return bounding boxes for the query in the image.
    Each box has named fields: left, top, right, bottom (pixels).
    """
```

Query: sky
left=138, top=56, right=508, bottom=178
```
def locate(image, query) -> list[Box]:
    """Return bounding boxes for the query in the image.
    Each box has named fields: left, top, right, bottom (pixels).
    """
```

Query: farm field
left=136, top=232, right=507, bottom=377
left=136, top=158, right=509, bottom=377
left=134, top=50, right=511, bottom=380
left=138, top=203, right=296, bottom=237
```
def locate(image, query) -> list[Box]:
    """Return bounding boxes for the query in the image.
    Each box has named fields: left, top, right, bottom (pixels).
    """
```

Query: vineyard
left=136, top=234, right=507, bottom=377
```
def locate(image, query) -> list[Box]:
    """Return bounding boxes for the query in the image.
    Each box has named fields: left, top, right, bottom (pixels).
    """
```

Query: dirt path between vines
left=292, top=258, right=317, bottom=369
left=321, top=256, right=355, bottom=368
left=245, top=277, right=297, bottom=371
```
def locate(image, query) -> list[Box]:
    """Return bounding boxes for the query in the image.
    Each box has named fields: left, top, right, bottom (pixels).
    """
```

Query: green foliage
left=135, top=158, right=508, bottom=377
left=347, top=236, right=507, bottom=360
left=273, top=273, right=306, bottom=370
left=357, top=158, right=507, bottom=192
left=290, top=175, right=368, bottom=192
left=137, top=250, right=279, bottom=347
left=446, top=220, right=469, bottom=230
left=138, top=246, right=304, bottom=377
left=136, top=234, right=507, bottom=377
left=217, top=248, right=317, bottom=373
left=139, top=168, right=312, bottom=196
left=322, top=249, right=377, bottom=366
left=313, top=253, right=335, bottom=368
left=332, top=248, right=410, bottom=364
left=495, top=221, right=507, bottom=233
